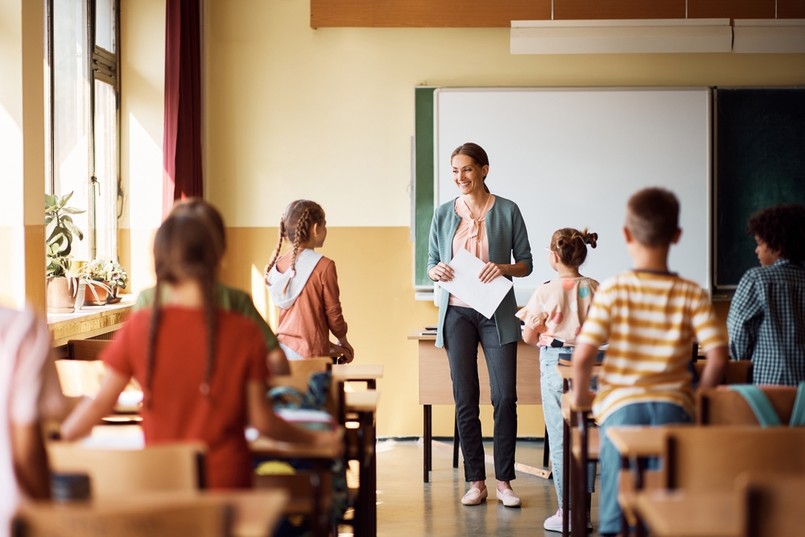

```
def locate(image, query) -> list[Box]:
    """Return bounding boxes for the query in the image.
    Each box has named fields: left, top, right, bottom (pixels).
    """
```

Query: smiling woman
left=426, top=141, right=533, bottom=508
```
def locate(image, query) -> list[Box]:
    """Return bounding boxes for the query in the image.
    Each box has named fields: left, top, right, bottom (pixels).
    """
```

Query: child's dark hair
left=626, top=187, right=680, bottom=247
left=550, top=227, right=598, bottom=268
left=145, top=206, right=224, bottom=407
left=747, top=203, right=805, bottom=263
left=265, top=200, right=326, bottom=279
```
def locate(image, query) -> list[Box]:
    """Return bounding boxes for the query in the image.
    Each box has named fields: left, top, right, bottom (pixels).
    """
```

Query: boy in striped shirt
left=570, top=187, right=728, bottom=537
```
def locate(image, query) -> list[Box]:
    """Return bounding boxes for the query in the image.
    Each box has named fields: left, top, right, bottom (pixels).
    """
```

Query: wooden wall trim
left=311, top=0, right=801, bottom=28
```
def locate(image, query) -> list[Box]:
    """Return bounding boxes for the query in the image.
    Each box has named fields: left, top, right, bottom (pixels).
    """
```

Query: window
left=46, top=0, right=121, bottom=263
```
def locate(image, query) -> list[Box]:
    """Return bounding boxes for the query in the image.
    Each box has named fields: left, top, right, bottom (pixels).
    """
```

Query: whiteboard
left=435, top=87, right=711, bottom=305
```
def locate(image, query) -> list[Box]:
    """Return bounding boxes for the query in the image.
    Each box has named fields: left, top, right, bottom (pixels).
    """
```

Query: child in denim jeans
left=570, top=188, right=727, bottom=536
left=517, top=227, right=599, bottom=532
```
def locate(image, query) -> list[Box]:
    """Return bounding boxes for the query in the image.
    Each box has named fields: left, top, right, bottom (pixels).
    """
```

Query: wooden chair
left=696, top=384, right=801, bottom=425
left=46, top=441, right=206, bottom=498
left=13, top=500, right=233, bottom=537
left=693, top=359, right=753, bottom=385
left=269, top=357, right=333, bottom=392
left=662, top=426, right=805, bottom=492
left=737, top=473, right=805, bottom=537
left=65, top=338, right=111, bottom=360
left=259, top=356, right=343, bottom=537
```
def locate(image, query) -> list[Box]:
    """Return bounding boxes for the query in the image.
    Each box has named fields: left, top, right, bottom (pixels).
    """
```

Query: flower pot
left=83, top=281, right=109, bottom=306
left=46, top=277, right=77, bottom=313
left=104, top=284, right=121, bottom=304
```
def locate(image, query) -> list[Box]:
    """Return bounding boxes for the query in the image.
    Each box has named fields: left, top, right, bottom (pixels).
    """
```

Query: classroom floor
left=360, top=437, right=601, bottom=537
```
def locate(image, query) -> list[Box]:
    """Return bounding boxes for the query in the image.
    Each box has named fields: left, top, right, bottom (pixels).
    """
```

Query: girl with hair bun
left=516, top=226, right=600, bottom=532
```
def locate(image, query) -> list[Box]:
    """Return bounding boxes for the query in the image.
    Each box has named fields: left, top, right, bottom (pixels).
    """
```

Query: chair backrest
left=693, top=359, right=753, bottom=385
left=66, top=338, right=111, bottom=360
left=696, top=385, right=800, bottom=425
left=54, top=359, right=105, bottom=397
left=662, top=426, right=805, bottom=492
left=736, top=473, right=805, bottom=537
left=47, top=441, right=206, bottom=498
left=270, top=357, right=332, bottom=392
left=13, top=500, right=233, bottom=537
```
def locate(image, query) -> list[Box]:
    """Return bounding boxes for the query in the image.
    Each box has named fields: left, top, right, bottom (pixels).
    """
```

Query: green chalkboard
left=714, top=88, right=805, bottom=291
left=413, top=87, right=436, bottom=290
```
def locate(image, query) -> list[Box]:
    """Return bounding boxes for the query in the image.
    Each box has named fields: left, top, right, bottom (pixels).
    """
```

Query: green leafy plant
left=45, top=191, right=85, bottom=279
left=82, top=258, right=128, bottom=303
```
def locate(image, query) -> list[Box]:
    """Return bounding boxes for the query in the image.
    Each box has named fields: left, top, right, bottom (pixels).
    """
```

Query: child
left=516, top=227, right=599, bottom=532
left=135, top=198, right=290, bottom=375
left=569, top=187, right=728, bottom=537
left=265, top=200, right=354, bottom=362
left=727, top=203, right=805, bottom=385
left=61, top=206, right=338, bottom=489
left=1, top=307, right=66, bottom=537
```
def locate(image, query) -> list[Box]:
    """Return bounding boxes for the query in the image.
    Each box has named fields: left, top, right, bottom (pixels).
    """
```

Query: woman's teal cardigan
left=427, top=195, right=533, bottom=348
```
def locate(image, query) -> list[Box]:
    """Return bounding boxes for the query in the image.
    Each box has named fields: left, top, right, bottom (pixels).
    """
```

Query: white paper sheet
left=437, top=249, right=513, bottom=319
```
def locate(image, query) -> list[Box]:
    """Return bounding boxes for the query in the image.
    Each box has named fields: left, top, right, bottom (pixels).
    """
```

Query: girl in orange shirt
left=265, top=200, right=354, bottom=362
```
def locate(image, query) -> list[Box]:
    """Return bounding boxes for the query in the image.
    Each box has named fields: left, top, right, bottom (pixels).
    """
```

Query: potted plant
left=45, top=192, right=85, bottom=312
left=79, top=259, right=112, bottom=306
left=81, top=258, right=127, bottom=305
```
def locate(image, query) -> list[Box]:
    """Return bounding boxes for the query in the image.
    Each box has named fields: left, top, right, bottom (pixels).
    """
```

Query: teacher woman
left=428, top=142, right=533, bottom=507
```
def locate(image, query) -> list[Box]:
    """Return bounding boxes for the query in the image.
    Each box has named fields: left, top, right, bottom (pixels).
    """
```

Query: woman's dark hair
left=451, top=142, right=490, bottom=191
left=145, top=206, right=224, bottom=407
left=550, top=227, right=598, bottom=269
left=747, top=203, right=805, bottom=263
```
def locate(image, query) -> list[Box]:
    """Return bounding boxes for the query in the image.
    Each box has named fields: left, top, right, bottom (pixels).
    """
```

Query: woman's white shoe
left=460, top=487, right=488, bottom=506
left=497, top=488, right=521, bottom=508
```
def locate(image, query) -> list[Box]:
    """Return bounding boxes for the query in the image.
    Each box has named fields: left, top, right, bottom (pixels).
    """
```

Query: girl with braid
left=516, top=227, right=600, bottom=532
left=62, top=206, right=338, bottom=489
left=265, top=200, right=354, bottom=362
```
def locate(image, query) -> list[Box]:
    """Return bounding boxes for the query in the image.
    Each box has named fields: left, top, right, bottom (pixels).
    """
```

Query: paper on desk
left=437, top=249, right=513, bottom=319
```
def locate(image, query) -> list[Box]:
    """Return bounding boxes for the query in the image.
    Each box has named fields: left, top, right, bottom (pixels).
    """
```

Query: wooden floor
left=363, top=438, right=601, bottom=537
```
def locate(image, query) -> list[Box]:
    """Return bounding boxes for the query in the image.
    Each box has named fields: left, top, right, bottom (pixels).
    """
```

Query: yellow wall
left=115, top=0, right=805, bottom=437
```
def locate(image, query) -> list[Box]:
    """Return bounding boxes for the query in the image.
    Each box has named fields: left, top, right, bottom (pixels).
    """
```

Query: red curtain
left=163, top=0, right=202, bottom=217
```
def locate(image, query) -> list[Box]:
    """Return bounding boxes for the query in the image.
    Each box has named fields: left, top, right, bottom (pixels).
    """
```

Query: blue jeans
left=541, top=346, right=597, bottom=508
left=443, top=306, right=518, bottom=482
left=598, top=402, right=692, bottom=534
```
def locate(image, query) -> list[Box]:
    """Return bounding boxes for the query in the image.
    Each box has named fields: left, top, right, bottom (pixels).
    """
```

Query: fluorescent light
left=511, top=19, right=732, bottom=54
left=733, top=19, right=805, bottom=53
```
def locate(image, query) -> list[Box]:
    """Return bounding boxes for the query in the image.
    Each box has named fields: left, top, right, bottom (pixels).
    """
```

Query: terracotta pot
left=46, top=277, right=77, bottom=313
left=83, top=282, right=109, bottom=306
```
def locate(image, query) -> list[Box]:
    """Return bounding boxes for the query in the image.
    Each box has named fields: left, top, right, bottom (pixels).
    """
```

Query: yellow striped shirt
left=577, top=271, right=726, bottom=422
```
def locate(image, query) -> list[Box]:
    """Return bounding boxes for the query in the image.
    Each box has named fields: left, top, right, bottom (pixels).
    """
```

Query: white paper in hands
left=437, top=249, right=514, bottom=319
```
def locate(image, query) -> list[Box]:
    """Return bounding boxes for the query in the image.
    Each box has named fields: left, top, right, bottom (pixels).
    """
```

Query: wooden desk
left=332, top=363, right=384, bottom=390
left=408, top=332, right=542, bottom=482
left=634, top=490, right=740, bottom=537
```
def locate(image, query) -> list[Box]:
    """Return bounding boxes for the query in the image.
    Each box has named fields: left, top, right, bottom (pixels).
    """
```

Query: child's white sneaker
left=544, top=508, right=565, bottom=532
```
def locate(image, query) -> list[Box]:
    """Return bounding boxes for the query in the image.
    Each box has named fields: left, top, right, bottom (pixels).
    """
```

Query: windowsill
left=48, top=295, right=135, bottom=347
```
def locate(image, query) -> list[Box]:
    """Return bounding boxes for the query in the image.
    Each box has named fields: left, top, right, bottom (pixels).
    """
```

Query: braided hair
left=549, top=227, right=598, bottom=269
left=264, top=200, right=326, bottom=289
left=144, top=207, right=224, bottom=407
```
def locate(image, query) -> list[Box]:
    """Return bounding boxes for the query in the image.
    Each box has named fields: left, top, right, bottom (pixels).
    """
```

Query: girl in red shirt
left=62, top=201, right=338, bottom=488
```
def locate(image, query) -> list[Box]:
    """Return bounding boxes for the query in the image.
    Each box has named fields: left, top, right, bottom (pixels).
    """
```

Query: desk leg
left=354, top=410, right=376, bottom=537
left=452, top=417, right=460, bottom=469
left=423, top=404, right=432, bottom=483
left=562, top=414, right=570, bottom=537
